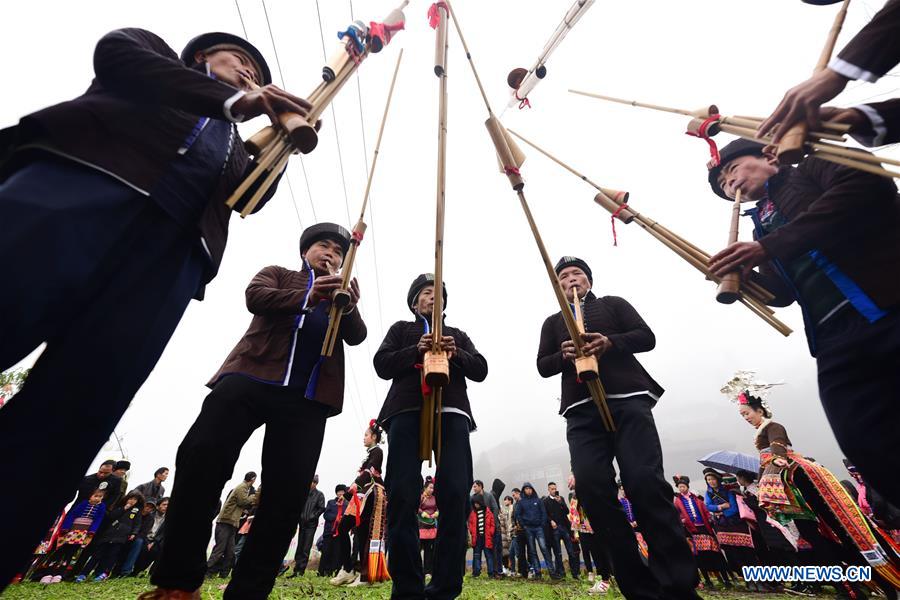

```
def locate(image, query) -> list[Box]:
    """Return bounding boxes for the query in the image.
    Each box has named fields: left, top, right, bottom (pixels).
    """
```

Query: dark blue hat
left=554, top=256, right=593, bottom=284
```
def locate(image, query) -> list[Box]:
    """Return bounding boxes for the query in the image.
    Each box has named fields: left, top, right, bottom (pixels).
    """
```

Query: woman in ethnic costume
left=673, top=475, right=732, bottom=590
left=723, top=371, right=900, bottom=596
left=330, top=420, right=389, bottom=587
left=702, top=468, right=758, bottom=585
left=418, top=477, right=438, bottom=577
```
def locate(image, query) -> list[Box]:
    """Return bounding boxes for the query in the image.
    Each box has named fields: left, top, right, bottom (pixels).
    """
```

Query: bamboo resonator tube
left=716, top=188, right=743, bottom=304
left=777, top=0, right=851, bottom=164
left=225, top=2, right=407, bottom=217
left=321, top=51, right=404, bottom=358
left=572, top=285, right=599, bottom=383
left=446, top=0, right=615, bottom=430
left=593, top=191, right=792, bottom=337
left=420, top=2, right=450, bottom=466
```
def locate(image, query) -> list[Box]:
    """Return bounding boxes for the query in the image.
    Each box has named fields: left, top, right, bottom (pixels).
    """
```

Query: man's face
left=97, top=465, right=112, bottom=479
left=157, top=500, right=169, bottom=514
left=471, top=482, right=483, bottom=495
left=158, top=469, right=169, bottom=482
left=548, top=483, right=558, bottom=497
left=717, top=154, right=778, bottom=201
left=114, top=468, right=127, bottom=478
left=142, top=504, right=155, bottom=516
left=512, top=491, right=521, bottom=501
left=303, top=239, right=345, bottom=276
left=557, top=266, right=591, bottom=302
left=524, top=487, right=534, bottom=497
left=416, top=285, right=436, bottom=316
left=197, top=49, right=259, bottom=90
left=336, top=490, right=345, bottom=500
left=310, top=481, right=317, bottom=490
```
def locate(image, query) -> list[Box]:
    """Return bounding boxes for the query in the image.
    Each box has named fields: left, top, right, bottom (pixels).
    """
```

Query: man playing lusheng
left=537, top=256, right=700, bottom=600
left=0, top=28, right=313, bottom=586
left=146, top=223, right=366, bottom=599
left=708, top=138, right=900, bottom=507
left=374, top=274, right=488, bottom=599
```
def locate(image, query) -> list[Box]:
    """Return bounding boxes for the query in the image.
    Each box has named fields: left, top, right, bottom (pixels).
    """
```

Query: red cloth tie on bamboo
left=504, top=165, right=521, bottom=176
left=609, top=203, right=629, bottom=246
left=352, top=230, right=364, bottom=244
left=428, top=2, right=449, bottom=28
left=515, top=90, right=531, bottom=110
left=414, top=364, right=432, bottom=395
left=685, top=114, right=721, bottom=167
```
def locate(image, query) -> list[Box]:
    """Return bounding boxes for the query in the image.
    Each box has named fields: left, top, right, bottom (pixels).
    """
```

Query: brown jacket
left=209, top=265, right=366, bottom=416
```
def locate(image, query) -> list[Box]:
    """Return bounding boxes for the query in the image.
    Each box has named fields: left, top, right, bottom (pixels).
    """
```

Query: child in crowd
left=76, top=491, right=144, bottom=582
left=468, top=494, right=496, bottom=578
left=37, top=489, right=106, bottom=584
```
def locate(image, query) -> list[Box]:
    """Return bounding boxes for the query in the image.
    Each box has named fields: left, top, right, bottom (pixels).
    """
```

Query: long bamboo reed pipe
left=716, top=189, right=743, bottom=304
left=321, top=50, right=405, bottom=357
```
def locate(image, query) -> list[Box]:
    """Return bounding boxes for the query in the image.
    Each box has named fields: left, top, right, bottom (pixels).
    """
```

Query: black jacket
left=300, top=488, right=326, bottom=526
left=748, top=159, right=900, bottom=351
left=537, top=293, right=663, bottom=415
left=836, top=0, right=900, bottom=81
left=0, top=28, right=282, bottom=295
left=853, top=98, right=900, bottom=147
left=74, top=474, right=123, bottom=510
left=354, top=446, right=384, bottom=489
left=374, top=317, right=488, bottom=429
left=542, top=495, right=571, bottom=531
left=97, top=505, right=142, bottom=544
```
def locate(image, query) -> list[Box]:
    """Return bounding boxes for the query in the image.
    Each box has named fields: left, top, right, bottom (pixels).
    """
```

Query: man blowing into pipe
left=707, top=138, right=900, bottom=508
left=146, top=223, right=366, bottom=600
left=537, top=256, right=700, bottom=600
left=374, top=274, right=488, bottom=600
left=0, top=28, right=314, bottom=589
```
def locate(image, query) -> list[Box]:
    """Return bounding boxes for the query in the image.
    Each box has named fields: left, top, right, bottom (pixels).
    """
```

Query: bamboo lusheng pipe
left=778, top=0, right=852, bottom=164
left=517, top=189, right=615, bottom=431
left=572, top=285, right=600, bottom=384
left=569, top=89, right=719, bottom=119
left=594, top=192, right=792, bottom=336
left=715, top=122, right=900, bottom=179
left=734, top=114, right=851, bottom=135
left=225, top=2, right=408, bottom=214
left=508, top=129, right=629, bottom=203
left=420, top=5, right=451, bottom=467
left=321, top=51, right=404, bottom=358
left=716, top=189, right=743, bottom=304
left=444, top=0, right=617, bottom=429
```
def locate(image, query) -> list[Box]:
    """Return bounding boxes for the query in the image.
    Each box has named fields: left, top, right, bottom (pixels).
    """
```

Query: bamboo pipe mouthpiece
left=485, top=116, right=524, bottom=190
left=278, top=112, right=318, bottom=154
left=423, top=350, right=450, bottom=388
left=593, top=192, right=635, bottom=223
left=245, top=127, right=278, bottom=156
left=575, top=355, right=600, bottom=382
left=716, top=188, right=743, bottom=304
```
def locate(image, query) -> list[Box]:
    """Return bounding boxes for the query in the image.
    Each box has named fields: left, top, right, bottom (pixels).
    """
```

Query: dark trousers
left=293, top=521, right=317, bottom=574
left=421, top=538, right=435, bottom=575
left=566, top=399, right=700, bottom=600
left=384, top=412, right=472, bottom=600
left=514, top=530, right=529, bottom=577
left=580, top=532, right=612, bottom=579
left=523, top=526, right=552, bottom=575
left=206, top=522, right=238, bottom=577
left=0, top=158, right=204, bottom=590
left=318, top=534, right=337, bottom=576
left=548, top=526, right=579, bottom=577
left=816, top=309, right=900, bottom=508
left=151, top=375, right=329, bottom=599
left=471, top=536, right=494, bottom=577
left=336, top=504, right=371, bottom=577
left=134, top=541, right=162, bottom=576
left=81, top=541, right=125, bottom=577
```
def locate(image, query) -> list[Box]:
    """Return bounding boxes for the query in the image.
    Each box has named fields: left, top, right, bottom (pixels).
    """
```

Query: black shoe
left=286, top=572, right=299, bottom=578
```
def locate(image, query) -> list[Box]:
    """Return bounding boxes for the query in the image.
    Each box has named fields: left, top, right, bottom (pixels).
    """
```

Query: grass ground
left=5, top=572, right=817, bottom=599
